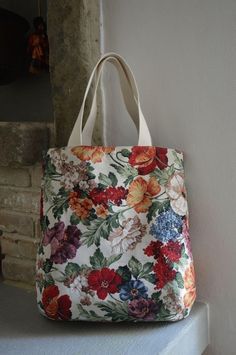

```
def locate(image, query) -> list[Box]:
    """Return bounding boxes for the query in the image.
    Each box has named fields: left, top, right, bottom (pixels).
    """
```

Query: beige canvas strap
left=68, top=53, right=152, bottom=146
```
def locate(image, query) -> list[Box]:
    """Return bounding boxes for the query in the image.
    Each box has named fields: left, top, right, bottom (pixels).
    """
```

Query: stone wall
left=0, top=123, right=52, bottom=285
left=48, top=0, right=102, bottom=147
left=0, top=1, right=101, bottom=286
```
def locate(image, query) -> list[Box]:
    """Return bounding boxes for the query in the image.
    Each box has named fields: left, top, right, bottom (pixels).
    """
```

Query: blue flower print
left=150, top=208, right=183, bottom=242
left=119, top=280, right=148, bottom=301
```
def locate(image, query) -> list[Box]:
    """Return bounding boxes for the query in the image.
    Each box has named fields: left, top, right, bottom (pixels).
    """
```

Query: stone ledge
left=0, top=283, right=209, bottom=355
left=1, top=233, right=38, bottom=259
left=29, top=163, right=43, bottom=187
left=0, top=122, right=50, bottom=166
left=0, top=209, right=35, bottom=236
left=0, top=187, right=40, bottom=213
left=35, top=218, right=42, bottom=239
left=3, top=279, right=35, bottom=291
left=0, top=167, right=31, bottom=187
left=2, top=256, right=35, bottom=285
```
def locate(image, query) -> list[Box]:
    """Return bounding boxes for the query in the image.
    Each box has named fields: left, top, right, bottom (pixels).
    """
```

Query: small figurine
left=28, top=16, right=49, bottom=74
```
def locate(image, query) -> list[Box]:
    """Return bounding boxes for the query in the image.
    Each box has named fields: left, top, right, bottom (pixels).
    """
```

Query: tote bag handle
left=68, top=53, right=152, bottom=146
left=82, top=55, right=141, bottom=145
left=79, top=54, right=141, bottom=145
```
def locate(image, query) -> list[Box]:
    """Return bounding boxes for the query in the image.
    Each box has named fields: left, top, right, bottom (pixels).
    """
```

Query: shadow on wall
left=0, top=1, right=53, bottom=122
left=0, top=73, right=53, bottom=122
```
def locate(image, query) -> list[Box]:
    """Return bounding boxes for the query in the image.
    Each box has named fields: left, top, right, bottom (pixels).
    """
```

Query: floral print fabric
left=36, top=145, right=196, bottom=322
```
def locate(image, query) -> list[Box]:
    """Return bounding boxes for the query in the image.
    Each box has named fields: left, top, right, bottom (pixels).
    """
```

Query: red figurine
left=28, top=16, right=49, bottom=74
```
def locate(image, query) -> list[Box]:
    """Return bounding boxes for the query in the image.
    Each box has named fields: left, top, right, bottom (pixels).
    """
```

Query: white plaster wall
left=100, top=1, right=236, bottom=354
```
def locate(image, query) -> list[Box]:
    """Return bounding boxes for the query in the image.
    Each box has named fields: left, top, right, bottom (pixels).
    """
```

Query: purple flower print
left=128, top=298, right=160, bottom=321
left=42, top=222, right=81, bottom=264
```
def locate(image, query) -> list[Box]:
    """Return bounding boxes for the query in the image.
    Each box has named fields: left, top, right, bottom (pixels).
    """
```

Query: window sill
left=0, top=282, right=209, bottom=355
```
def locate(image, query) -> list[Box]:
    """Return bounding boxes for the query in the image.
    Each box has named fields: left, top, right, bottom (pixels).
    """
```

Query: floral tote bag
left=36, top=53, right=196, bottom=322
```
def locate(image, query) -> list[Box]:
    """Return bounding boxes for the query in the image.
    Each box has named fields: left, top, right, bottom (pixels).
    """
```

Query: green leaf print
left=65, top=263, right=80, bottom=277
left=44, top=154, right=57, bottom=176
left=43, top=274, right=55, bottom=288
left=147, top=200, right=170, bottom=222
left=52, top=187, right=69, bottom=219
left=142, top=273, right=156, bottom=284
left=172, top=150, right=184, bottom=170
left=70, top=214, right=81, bottom=225
left=98, top=173, right=113, bottom=186
left=77, top=304, right=105, bottom=321
left=108, top=172, right=118, bottom=187
left=106, top=253, right=122, bottom=267
left=181, top=245, right=189, bottom=260
left=90, top=248, right=106, bottom=269
left=120, top=149, right=131, bottom=158
left=123, top=175, right=134, bottom=187
left=116, top=265, right=132, bottom=282
left=108, top=213, right=120, bottom=230
left=175, top=272, right=184, bottom=289
left=128, top=256, right=142, bottom=278
left=95, top=300, right=134, bottom=322
left=81, top=208, right=131, bottom=247
left=126, top=259, right=155, bottom=283
left=151, top=291, right=162, bottom=302
left=151, top=166, right=175, bottom=185
left=82, top=218, right=109, bottom=247
left=110, top=163, right=138, bottom=181
left=43, top=259, right=53, bottom=273
left=90, top=249, right=122, bottom=269
left=138, top=262, right=154, bottom=278
left=147, top=201, right=159, bottom=223
left=156, top=304, right=172, bottom=320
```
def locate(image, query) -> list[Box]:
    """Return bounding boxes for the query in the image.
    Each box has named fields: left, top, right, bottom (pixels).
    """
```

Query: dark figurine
left=28, top=16, right=49, bottom=74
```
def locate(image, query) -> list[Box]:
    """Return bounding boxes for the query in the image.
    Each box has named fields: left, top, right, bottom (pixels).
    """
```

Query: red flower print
left=144, top=240, right=182, bottom=263
left=129, top=147, right=168, bottom=175
left=129, top=147, right=157, bottom=175
left=42, top=285, right=72, bottom=320
left=56, top=295, right=72, bottom=319
left=154, top=257, right=177, bottom=289
left=144, top=241, right=163, bottom=259
left=161, top=241, right=182, bottom=262
left=88, top=267, right=122, bottom=300
left=156, top=148, right=168, bottom=170
left=90, top=187, right=127, bottom=207
left=90, top=188, right=108, bottom=205
left=106, top=186, right=128, bottom=205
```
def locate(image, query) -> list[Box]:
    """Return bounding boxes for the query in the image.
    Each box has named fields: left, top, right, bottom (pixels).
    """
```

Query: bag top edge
left=46, top=145, right=184, bottom=155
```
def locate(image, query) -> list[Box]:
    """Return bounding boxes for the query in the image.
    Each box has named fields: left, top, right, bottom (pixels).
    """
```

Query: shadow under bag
left=36, top=53, right=196, bottom=322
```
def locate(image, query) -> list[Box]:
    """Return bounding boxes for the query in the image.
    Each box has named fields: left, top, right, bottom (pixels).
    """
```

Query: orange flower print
left=96, top=205, right=108, bottom=219
left=129, top=147, right=156, bottom=167
left=129, top=146, right=168, bottom=174
left=184, top=263, right=196, bottom=308
left=82, top=198, right=93, bottom=210
left=69, top=192, right=93, bottom=219
left=42, top=285, right=72, bottom=320
left=127, top=177, right=161, bottom=213
left=71, top=146, right=115, bottom=163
